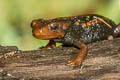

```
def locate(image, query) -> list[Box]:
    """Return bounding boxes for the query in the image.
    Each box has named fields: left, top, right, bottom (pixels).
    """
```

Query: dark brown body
left=31, top=14, right=120, bottom=66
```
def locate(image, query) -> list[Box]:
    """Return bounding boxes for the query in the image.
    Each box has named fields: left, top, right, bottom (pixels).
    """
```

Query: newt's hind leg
left=108, top=35, right=114, bottom=40
left=114, top=24, right=120, bottom=37
left=108, top=24, right=120, bottom=40
left=67, top=40, right=88, bottom=66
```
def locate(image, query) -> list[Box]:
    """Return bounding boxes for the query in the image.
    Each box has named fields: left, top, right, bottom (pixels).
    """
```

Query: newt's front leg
left=67, top=40, right=88, bottom=66
left=41, top=40, right=56, bottom=50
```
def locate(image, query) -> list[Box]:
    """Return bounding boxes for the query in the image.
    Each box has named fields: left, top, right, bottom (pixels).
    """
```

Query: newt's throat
left=33, top=35, right=65, bottom=40
left=32, top=29, right=65, bottom=40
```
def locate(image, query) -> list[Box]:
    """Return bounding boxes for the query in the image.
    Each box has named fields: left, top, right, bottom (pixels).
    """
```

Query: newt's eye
left=50, top=24, right=58, bottom=30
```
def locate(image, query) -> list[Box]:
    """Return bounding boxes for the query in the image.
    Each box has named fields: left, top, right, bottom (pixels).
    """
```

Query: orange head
left=31, top=19, right=71, bottom=40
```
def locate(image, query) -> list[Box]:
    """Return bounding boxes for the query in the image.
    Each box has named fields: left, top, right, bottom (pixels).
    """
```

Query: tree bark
left=0, top=38, right=120, bottom=80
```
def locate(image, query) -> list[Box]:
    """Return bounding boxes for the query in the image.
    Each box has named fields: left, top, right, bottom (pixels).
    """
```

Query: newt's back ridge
left=63, top=14, right=117, bottom=44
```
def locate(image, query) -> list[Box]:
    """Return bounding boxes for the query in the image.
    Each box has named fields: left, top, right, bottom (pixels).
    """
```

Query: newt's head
left=31, top=19, right=71, bottom=40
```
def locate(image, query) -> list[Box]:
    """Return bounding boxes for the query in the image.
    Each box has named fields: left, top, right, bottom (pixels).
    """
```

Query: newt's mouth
left=33, top=34, right=63, bottom=40
left=32, top=27, right=65, bottom=40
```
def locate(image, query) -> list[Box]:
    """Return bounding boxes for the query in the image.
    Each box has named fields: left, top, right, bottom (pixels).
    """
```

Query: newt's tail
left=114, top=24, right=120, bottom=37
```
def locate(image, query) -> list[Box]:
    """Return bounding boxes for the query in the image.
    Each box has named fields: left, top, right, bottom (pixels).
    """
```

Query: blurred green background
left=0, top=0, right=120, bottom=50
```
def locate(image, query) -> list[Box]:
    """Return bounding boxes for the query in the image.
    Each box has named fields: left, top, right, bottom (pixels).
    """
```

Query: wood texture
left=0, top=38, right=120, bottom=80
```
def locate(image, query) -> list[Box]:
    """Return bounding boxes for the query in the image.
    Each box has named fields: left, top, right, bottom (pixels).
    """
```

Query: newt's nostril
left=31, top=20, right=38, bottom=28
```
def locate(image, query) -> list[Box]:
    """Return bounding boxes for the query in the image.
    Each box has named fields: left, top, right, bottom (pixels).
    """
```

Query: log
left=0, top=38, right=120, bottom=80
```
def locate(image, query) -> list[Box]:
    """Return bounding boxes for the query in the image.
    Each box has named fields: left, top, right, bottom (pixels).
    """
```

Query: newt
left=31, top=14, right=120, bottom=66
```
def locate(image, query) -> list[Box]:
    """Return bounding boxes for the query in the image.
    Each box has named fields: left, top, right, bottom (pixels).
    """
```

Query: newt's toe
left=67, top=59, right=82, bottom=67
